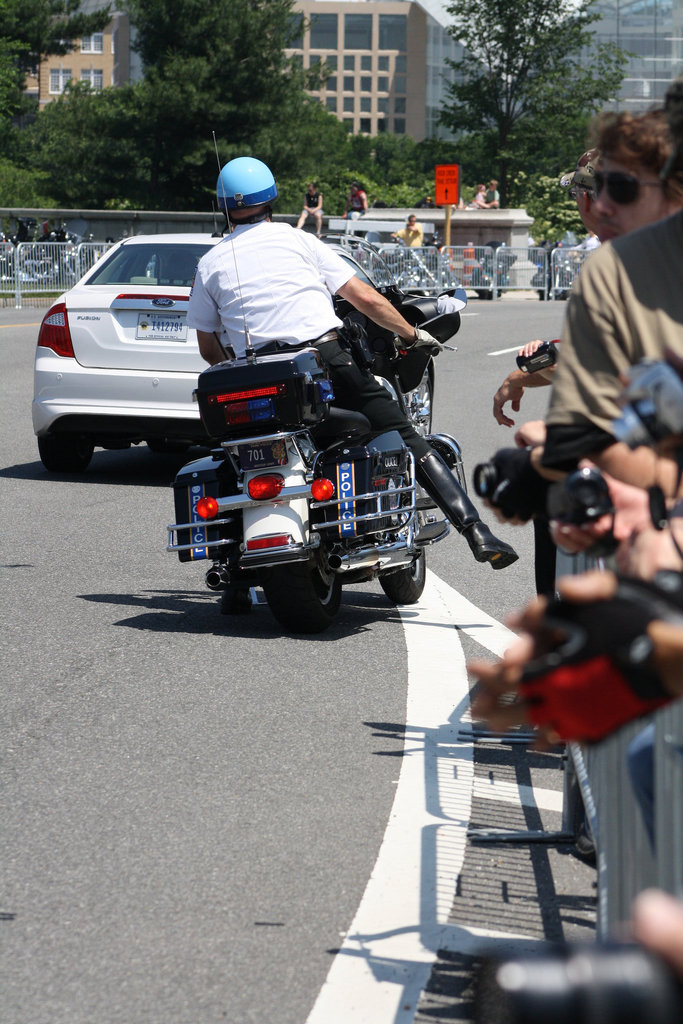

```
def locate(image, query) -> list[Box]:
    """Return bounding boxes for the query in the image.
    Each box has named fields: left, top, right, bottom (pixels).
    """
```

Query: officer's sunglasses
left=593, top=170, right=662, bottom=205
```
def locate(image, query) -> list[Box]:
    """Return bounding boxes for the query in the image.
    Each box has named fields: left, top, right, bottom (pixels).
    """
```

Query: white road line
left=305, top=572, right=474, bottom=1024
left=488, top=344, right=523, bottom=356
left=305, top=573, right=540, bottom=1024
left=427, top=571, right=517, bottom=658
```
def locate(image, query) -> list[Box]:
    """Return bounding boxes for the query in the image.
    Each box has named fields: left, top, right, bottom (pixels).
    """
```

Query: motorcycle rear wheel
left=262, top=556, right=342, bottom=634
left=379, top=550, right=426, bottom=605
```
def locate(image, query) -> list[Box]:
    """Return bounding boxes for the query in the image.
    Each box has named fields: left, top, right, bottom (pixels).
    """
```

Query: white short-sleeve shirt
left=187, top=221, right=355, bottom=357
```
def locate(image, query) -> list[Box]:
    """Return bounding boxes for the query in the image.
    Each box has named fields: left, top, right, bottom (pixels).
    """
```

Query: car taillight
left=37, top=303, right=74, bottom=358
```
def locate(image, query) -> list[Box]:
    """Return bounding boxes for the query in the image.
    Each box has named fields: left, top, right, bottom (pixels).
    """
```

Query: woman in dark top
left=296, top=182, right=324, bottom=237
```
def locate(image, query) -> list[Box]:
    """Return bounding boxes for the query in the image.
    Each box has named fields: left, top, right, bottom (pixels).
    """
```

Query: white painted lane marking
left=427, top=571, right=517, bottom=658
left=306, top=573, right=546, bottom=1024
left=488, top=344, right=523, bottom=356
left=305, top=572, right=474, bottom=1024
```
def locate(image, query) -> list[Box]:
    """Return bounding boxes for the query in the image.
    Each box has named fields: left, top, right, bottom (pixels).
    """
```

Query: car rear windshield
left=85, top=243, right=213, bottom=288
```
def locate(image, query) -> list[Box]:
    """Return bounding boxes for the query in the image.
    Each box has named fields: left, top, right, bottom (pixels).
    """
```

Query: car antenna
left=213, top=130, right=255, bottom=363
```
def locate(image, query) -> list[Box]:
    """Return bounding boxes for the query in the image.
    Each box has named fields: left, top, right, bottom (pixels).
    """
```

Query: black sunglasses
left=594, top=170, right=662, bottom=205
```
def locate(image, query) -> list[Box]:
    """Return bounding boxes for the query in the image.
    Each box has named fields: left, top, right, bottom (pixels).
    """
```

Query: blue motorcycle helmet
left=216, top=157, right=278, bottom=211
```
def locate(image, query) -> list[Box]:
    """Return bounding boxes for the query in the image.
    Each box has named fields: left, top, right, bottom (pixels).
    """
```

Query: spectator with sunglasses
left=539, top=100, right=683, bottom=490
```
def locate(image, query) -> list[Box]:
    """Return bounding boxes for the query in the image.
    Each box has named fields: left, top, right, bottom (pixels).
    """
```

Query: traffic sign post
left=435, top=164, right=460, bottom=247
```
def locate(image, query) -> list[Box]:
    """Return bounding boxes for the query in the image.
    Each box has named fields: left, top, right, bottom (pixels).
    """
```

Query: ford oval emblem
left=152, top=297, right=174, bottom=307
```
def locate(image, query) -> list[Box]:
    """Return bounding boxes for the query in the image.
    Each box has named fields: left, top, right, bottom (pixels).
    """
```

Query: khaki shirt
left=547, top=210, right=683, bottom=435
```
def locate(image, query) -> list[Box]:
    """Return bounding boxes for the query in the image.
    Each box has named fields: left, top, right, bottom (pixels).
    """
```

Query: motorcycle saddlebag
left=196, top=347, right=333, bottom=440
left=172, top=454, right=233, bottom=563
left=318, top=431, right=410, bottom=539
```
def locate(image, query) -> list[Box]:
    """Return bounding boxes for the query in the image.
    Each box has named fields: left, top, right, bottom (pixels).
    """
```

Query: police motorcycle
left=166, top=237, right=467, bottom=634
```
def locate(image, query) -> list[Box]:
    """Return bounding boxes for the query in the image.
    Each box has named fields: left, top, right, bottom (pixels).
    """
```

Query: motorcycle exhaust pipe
left=328, top=540, right=415, bottom=573
left=205, top=565, right=230, bottom=590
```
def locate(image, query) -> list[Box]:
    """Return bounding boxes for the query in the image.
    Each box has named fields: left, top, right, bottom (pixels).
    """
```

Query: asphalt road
left=0, top=296, right=582, bottom=1024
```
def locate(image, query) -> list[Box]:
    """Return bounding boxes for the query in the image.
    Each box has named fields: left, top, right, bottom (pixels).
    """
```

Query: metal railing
left=0, top=240, right=115, bottom=307
left=440, top=245, right=549, bottom=300
left=550, top=247, right=589, bottom=300
left=555, top=551, right=683, bottom=936
left=376, top=245, right=459, bottom=294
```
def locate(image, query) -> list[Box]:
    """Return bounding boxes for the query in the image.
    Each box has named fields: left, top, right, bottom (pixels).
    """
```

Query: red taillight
left=37, top=303, right=74, bottom=358
left=247, top=474, right=285, bottom=500
left=245, top=534, right=293, bottom=551
left=311, top=478, right=335, bottom=501
left=209, top=384, right=284, bottom=404
left=196, top=496, right=219, bottom=519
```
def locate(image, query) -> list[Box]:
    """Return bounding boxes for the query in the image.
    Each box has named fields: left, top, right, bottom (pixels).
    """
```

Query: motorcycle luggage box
left=196, top=347, right=332, bottom=439
left=319, top=431, right=410, bottom=538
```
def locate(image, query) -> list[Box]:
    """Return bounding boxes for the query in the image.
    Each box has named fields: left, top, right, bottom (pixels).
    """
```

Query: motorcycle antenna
left=212, top=131, right=255, bottom=363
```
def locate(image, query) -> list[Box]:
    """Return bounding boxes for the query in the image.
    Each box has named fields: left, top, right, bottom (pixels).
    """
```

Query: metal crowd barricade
left=9, top=240, right=113, bottom=307
left=377, top=245, right=455, bottom=294
left=440, top=245, right=496, bottom=297
left=550, top=247, right=588, bottom=299
left=556, top=550, right=683, bottom=936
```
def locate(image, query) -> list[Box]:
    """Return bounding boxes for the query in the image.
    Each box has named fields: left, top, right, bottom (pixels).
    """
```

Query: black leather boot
left=415, top=451, right=518, bottom=569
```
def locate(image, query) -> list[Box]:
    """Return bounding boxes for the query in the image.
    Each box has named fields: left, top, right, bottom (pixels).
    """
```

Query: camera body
left=516, top=340, right=558, bottom=373
left=475, top=941, right=683, bottom=1024
left=613, top=359, right=683, bottom=449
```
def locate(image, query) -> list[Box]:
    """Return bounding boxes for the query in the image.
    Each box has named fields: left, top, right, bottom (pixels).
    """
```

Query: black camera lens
left=475, top=943, right=683, bottom=1024
left=473, top=461, right=499, bottom=498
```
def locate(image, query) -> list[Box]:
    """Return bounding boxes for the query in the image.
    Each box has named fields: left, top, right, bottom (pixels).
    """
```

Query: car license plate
left=238, top=440, right=288, bottom=469
left=136, top=312, right=187, bottom=341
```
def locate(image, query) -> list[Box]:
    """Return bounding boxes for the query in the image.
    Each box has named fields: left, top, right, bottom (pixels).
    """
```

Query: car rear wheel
left=38, top=434, right=94, bottom=473
left=146, top=438, right=192, bottom=454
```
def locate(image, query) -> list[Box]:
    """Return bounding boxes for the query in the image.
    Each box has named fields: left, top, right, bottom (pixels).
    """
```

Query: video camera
left=474, top=941, right=683, bottom=1024
left=613, top=359, right=683, bottom=449
left=515, top=340, right=558, bottom=374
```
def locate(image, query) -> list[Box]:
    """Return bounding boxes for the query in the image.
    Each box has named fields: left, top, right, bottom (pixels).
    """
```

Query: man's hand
left=413, top=327, right=444, bottom=352
left=493, top=372, right=525, bottom=426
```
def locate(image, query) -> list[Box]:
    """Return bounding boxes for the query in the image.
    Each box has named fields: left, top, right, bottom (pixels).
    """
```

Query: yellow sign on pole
left=434, top=164, right=460, bottom=207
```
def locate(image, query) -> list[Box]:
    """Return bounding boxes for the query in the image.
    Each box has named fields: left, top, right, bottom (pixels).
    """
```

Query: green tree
left=0, top=0, right=111, bottom=131
left=441, top=0, right=627, bottom=205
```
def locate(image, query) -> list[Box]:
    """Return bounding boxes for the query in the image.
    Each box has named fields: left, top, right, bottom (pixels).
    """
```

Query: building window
left=343, top=119, right=354, bottom=132
left=326, top=96, right=337, bottom=112
left=344, top=55, right=355, bottom=71
left=394, top=75, right=406, bottom=94
left=396, top=55, right=407, bottom=73
left=310, top=12, right=337, bottom=49
left=343, top=96, right=354, bottom=112
left=324, top=55, right=337, bottom=70
left=343, top=76, right=355, bottom=91
left=81, top=33, right=104, bottom=54
left=360, top=117, right=372, bottom=133
left=377, top=119, right=387, bottom=133
left=49, top=68, right=72, bottom=94
left=81, top=68, right=104, bottom=90
left=394, top=118, right=406, bottom=134
left=360, top=96, right=371, bottom=112
left=288, top=12, right=304, bottom=49
left=360, top=55, right=372, bottom=71
left=379, top=14, right=406, bottom=51
left=360, top=77, right=372, bottom=92
left=377, top=97, right=389, bottom=114
left=377, top=77, right=389, bottom=92
left=394, top=97, right=406, bottom=114
left=345, top=13, right=372, bottom=50
left=378, top=56, right=389, bottom=71
left=325, top=76, right=337, bottom=91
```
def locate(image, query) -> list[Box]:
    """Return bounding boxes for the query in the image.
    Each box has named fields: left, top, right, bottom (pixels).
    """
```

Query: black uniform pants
left=317, top=336, right=433, bottom=461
